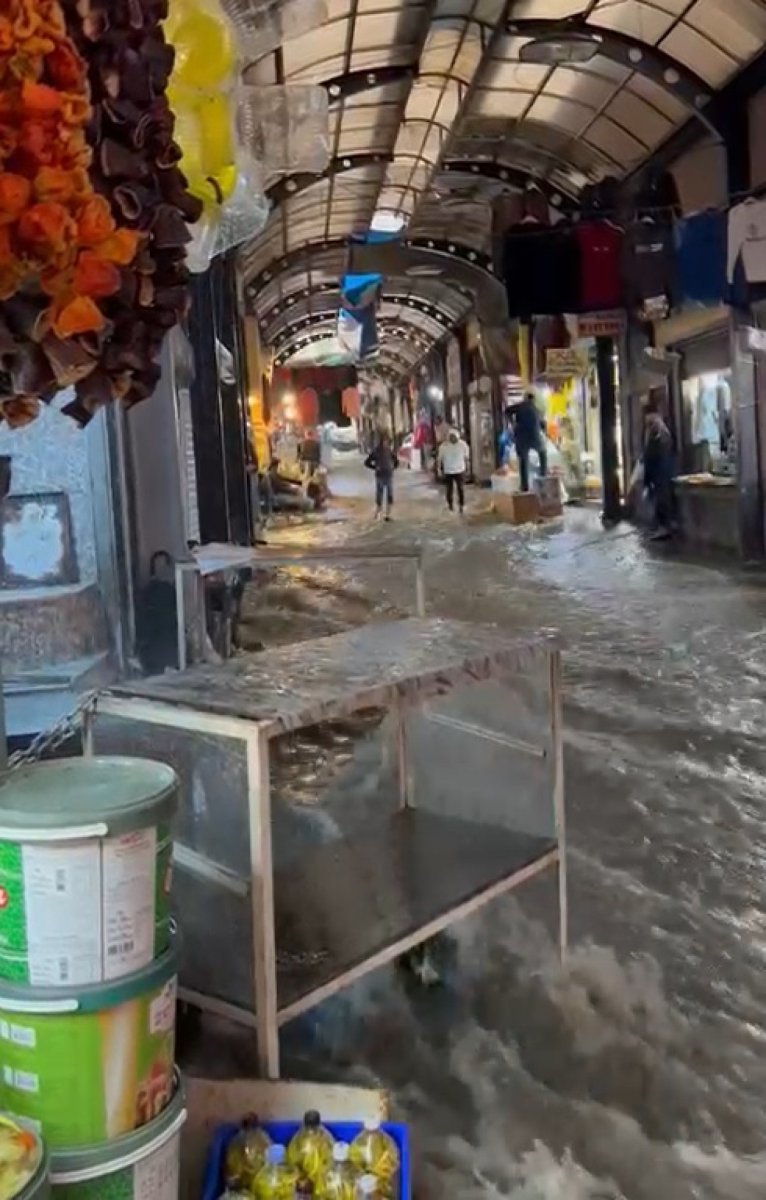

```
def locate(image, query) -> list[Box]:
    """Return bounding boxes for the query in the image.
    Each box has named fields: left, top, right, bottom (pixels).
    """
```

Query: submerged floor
left=187, top=462, right=766, bottom=1199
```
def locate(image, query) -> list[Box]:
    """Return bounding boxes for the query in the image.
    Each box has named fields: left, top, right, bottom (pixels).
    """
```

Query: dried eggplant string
left=0, top=0, right=202, bottom=427
left=58, top=0, right=202, bottom=424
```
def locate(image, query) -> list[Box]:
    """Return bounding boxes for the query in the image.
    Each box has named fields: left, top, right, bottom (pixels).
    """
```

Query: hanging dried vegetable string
left=0, top=0, right=145, bottom=427
left=59, top=0, right=203, bottom=424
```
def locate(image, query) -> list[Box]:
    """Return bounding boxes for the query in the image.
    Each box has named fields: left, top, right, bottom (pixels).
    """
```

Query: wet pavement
left=193, top=461, right=766, bottom=1199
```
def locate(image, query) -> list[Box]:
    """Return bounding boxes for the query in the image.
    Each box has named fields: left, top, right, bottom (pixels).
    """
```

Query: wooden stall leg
left=548, top=649, right=568, bottom=962
left=396, top=698, right=413, bottom=809
left=247, top=729, right=280, bottom=1077
left=81, top=703, right=94, bottom=757
left=415, top=558, right=426, bottom=617
left=175, top=564, right=187, bottom=671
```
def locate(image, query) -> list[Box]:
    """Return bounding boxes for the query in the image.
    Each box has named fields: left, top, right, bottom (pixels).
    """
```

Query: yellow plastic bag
left=165, top=0, right=237, bottom=205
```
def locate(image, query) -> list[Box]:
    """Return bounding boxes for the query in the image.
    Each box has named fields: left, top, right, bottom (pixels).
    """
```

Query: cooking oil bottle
left=251, top=1144, right=299, bottom=1200
left=287, top=1110, right=335, bottom=1183
left=224, top=1115, right=273, bottom=1189
left=349, top=1122, right=399, bottom=1191
left=316, top=1141, right=357, bottom=1200
left=355, top=1175, right=383, bottom=1199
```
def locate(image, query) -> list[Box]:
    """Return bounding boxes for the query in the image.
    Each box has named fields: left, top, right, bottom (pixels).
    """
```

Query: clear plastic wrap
left=165, top=0, right=272, bottom=270
left=238, top=85, right=331, bottom=177
left=220, top=0, right=327, bottom=59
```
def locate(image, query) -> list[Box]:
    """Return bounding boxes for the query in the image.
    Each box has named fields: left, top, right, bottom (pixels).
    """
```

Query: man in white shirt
left=438, top=428, right=471, bottom=514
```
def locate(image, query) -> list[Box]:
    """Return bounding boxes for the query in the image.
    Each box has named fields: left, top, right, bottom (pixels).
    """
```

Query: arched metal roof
left=238, top=0, right=766, bottom=373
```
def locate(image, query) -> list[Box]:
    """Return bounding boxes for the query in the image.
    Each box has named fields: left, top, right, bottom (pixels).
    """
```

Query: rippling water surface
left=197, top=463, right=766, bottom=1199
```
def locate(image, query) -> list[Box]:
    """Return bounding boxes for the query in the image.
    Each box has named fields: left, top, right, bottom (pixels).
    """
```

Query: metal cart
left=88, top=617, right=566, bottom=1078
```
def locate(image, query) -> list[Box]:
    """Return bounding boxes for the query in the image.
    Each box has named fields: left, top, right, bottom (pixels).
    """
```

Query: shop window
left=681, top=371, right=735, bottom=476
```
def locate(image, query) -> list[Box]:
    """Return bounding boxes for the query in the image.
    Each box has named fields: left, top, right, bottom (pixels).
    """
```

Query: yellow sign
left=545, top=348, right=589, bottom=378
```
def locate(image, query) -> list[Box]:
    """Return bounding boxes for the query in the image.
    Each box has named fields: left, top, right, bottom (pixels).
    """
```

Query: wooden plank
left=247, top=728, right=279, bottom=1078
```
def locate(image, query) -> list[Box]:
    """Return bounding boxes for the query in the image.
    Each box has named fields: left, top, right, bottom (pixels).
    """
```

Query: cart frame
left=86, top=620, right=566, bottom=1079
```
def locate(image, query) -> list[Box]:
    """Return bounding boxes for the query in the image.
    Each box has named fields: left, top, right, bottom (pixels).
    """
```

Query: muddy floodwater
left=187, top=462, right=766, bottom=1199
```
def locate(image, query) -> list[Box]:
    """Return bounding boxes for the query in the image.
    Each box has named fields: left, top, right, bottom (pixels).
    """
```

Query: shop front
left=656, top=309, right=739, bottom=553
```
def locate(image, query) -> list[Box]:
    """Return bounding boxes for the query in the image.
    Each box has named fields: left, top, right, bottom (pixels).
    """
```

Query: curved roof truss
left=237, top=0, right=766, bottom=366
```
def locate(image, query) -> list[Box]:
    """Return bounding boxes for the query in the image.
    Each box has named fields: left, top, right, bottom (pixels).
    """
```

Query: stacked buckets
left=0, top=757, right=184, bottom=1199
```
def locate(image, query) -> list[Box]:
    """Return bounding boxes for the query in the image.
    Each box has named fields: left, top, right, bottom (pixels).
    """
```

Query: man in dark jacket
left=643, top=406, right=675, bottom=537
left=507, top=390, right=547, bottom=492
left=364, top=431, right=398, bottom=520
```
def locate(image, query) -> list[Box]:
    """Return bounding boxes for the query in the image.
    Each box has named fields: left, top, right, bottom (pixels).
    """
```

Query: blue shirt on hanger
left=675, top=210, right=727, bottom=306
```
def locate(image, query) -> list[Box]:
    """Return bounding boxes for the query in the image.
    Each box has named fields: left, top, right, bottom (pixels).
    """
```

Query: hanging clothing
left=574, top=220, right=624, bottom=311
left=503, top=228, right=579, bottom=317
left=727, top=198, right=766, bottom=285
left=692, top=380, right=720, bottom=445
left=622, top=221, right=675, bottom=316
left=675, top=210, right=727, bottom=307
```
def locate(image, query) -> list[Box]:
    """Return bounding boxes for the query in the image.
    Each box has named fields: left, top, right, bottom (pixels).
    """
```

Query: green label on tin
left=0, top=828, right=171, bottom=987
left=0, top=976, right=176, bottom=1148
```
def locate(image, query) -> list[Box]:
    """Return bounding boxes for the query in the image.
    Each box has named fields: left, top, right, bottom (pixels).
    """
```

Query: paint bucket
left=49, top=1075, right=185, bottom=1199
left=0, top=946, right=177, bottom=1149
left=0, top=758, right=178, bottom=986
left=0, top=1113, right=49, bottom=1200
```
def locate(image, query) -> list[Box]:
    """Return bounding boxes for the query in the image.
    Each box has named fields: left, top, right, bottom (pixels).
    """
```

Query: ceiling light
left=519, top=32, right=600, bottom=65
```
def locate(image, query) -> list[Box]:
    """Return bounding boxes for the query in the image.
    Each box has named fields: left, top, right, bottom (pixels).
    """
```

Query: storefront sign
left=577, top=311, right=626, bottom=338
left=545, top=348, right=589, bottom=378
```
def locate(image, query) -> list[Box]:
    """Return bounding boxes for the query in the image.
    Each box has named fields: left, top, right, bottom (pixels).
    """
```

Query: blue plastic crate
left=201, top=1119, right=410, bottom=1200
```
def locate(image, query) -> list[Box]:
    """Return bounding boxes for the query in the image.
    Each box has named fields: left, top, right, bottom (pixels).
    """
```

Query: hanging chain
left=5, top=690, right=99, bottom=772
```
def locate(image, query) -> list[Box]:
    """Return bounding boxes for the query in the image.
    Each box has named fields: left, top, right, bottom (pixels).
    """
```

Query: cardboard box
left=183, top=1076, right=387, bottom=1195
left=491, top=491, right=541, bottom=525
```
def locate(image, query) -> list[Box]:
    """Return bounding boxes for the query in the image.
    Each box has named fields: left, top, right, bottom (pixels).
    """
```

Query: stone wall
left=0, top=392, right=97, bottom=585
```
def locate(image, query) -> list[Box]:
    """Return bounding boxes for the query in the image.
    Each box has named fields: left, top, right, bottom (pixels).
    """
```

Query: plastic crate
left=201, top=1119, right=410, bottom=1200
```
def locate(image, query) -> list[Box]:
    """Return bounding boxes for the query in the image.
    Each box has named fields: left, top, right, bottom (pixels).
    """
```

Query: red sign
left=577, top=311, right=626, bottom=338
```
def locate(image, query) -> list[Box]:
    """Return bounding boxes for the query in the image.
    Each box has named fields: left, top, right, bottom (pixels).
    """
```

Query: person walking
left=507, top=389, right=547, bottom=492
left=438, top=427, right=471, bottom=515
left=364, top=431, right=398, bottom=520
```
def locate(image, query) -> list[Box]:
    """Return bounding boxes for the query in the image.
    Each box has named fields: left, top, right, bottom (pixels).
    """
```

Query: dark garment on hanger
left=675, top=210, right=726, bottom=307
left=575, top=220, right=624, bottom=311
left=523, top=187, right=550, bottom=224
left=503, top=227, right=579, bottom=317
left=622, top=221, right=676, bottom=314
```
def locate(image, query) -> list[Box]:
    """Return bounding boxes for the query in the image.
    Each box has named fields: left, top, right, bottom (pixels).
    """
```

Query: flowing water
left=205, top=464, right=766, bottom=1198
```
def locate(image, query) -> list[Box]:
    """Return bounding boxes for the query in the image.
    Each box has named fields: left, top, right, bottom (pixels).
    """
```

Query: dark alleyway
left=196, top=462, right=766, bottom=1199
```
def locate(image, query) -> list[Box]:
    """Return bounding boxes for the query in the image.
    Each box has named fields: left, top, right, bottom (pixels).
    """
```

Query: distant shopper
left=438, top=428, right=471, bottom=515
left=507, top=390, right=547, bottom=492
left=364, top=431, right=398, bottom=520
left=298, top=429, right=321, bottom=478
left=643, top=404, right=675, bottom=538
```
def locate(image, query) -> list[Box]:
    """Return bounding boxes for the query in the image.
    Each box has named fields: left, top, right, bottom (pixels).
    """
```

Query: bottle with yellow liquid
left=355, top=1175, right=383, bottom=1199
left=252, top=1144, right=299, bottom=1200
left=224, top=1114, right=272, bottom=1189
left=349, top=1122, right=399, bottom=1195
left=287, top=1110, right=335, bottom=1184
left=316, top=1142, right=357, bottom=1200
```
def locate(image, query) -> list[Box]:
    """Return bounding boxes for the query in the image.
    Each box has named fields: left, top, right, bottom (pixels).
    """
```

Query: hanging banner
left=342, top=386, right=360, bottom=420
left=337, top=308, right=362, bottom=358
left=446, top=337, right=462, bottom=399
left=340, top=272, right=382, bottom=309
left=297, top=387, right=319, bottom=426
left=545, top=348, right=589, bottom=378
